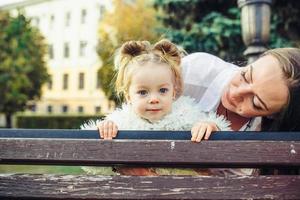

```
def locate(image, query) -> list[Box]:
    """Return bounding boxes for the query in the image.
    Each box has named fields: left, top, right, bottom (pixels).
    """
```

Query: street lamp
left=238, top=0, right=272, bottom=63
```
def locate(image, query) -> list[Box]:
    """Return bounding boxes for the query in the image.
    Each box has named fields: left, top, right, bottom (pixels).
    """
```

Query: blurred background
left=0, top=0, right=299, bottom=129
left=0, top=0, right=299, bottom=174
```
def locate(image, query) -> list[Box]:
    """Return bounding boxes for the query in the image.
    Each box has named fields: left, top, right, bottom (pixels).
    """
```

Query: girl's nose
left=149, top=97, right=159, bottom=104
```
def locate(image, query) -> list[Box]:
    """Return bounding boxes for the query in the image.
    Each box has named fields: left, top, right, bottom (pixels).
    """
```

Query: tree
left=97, top=0, right=160, bottom=105
left=154, top=0, right=300, bottom=62
left=269, top=0, right=300, bottom=48
left=0, top=12, right=49, bottom=127
left=154, top=0, right=244, bottom=62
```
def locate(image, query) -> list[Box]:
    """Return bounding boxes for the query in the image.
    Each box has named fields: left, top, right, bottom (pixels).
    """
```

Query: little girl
left=82, top=39, right=230, bottom=141
left=81, top=39, right=230, bottom=175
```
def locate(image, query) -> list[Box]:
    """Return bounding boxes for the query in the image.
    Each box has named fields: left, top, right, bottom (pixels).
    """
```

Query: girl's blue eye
left=137, top=90, right=148, bottom=96
left=159, top=88, right=168, bottom=94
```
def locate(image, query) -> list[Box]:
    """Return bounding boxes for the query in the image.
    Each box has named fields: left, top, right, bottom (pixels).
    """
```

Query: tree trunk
left=5, top=114, right=12, bottom=128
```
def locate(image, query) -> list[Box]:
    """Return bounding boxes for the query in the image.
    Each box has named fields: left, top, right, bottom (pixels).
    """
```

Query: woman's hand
left=191, top=121, right=219, bottom=142
left=97, top=120, right=118, bottom=139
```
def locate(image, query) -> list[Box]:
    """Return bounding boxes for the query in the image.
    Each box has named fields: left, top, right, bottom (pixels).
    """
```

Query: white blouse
left=182, top=52, right=261, bottom=131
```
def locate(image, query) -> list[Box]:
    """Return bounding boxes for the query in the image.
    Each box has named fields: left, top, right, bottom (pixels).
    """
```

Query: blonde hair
left=114, top=39, right=183, bottom=99
left=262, top=48, right=300, bottom=88
left=261, top=48, right=300, bottom=131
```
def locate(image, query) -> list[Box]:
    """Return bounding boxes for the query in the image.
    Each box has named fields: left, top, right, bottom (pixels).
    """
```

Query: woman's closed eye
left=159, top=88, right=169, bottom=94
left=252, top=96, right=263, bottom=110
left=137, top=90, right=148, bottom=96
left=242, top=71, right=264, bottom=111
left=240, top=71, right=249, bottom=83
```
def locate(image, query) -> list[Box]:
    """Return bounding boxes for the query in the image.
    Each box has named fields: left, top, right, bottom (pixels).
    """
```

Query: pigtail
left=121, top=40, right=150, bottom=57
left=114, top=41, right=151, bottom=98
left=153, top=39, right=181, bottom=66
left=153, top=39, right=183, bottom=97
left=114, top=41, right=150, bottom=69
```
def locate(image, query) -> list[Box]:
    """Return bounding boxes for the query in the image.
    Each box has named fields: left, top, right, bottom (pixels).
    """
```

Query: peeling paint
left=170, top=141, right=175, bottom=150
left=290, top=144, right=297, bottom=154
left=67, top=185, right=74, bottom=190
left=141, top=181, right=153, bottom=184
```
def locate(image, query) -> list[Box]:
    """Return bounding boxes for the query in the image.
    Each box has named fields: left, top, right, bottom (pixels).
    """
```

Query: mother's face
left=221, top=55, right=289, bottom=118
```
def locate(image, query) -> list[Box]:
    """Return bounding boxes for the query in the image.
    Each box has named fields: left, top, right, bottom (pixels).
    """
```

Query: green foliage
left=154, top=0, right=300, bottom=62
left=97, top=39, right=119, bottom=104
left=16, top=115, right=104, bottom=129
left=154, top=0, right=244, bottom=61
left=269, top=0, right=300, bottom=48
left=0, top=12, right=49, bottom=127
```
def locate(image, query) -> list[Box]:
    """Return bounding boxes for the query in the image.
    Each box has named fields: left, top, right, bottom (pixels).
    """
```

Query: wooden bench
left=0, top=129, right=300, bottom=199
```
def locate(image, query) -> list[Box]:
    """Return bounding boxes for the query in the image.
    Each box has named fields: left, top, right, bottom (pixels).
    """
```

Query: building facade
left=0, top=0, right=113, bottom=116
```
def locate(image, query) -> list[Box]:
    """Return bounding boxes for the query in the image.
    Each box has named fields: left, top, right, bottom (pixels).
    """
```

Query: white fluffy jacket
left=81, top=96, right=230, bottom=131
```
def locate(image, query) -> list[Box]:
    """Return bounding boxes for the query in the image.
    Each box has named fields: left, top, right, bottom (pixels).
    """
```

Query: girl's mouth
left=146, top=109, right=161, bottom=112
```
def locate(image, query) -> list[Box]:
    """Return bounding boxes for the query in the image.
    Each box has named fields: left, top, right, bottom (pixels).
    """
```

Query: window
left=64, top=43, right=70, bottom=58
left=78, top=72, right=85, bottom=89
left=47, top=105, right=52, bottom=113
left=63, top=73, right=69, bottom=90
left=96, top=74, right=101, bottom=88
left=95, top=106, right=101, bottom=114
left=48, top=75, right=53, bottom=90
left=78, top=106, right=84, bottom=113
left=79, top=41, right=87, bottom=57
left=62, top=105, right=68, bottom=113
left=28, top=104, right=36, bottom=112
left=65, top=12, right=71, bottom=26
left=81, top=9, right=87, bottom=24
left=48, top=44, right=54, bottom=59
left=99, top=5, right=106, bottom=19
left=50, top=15, right=55, bottom=28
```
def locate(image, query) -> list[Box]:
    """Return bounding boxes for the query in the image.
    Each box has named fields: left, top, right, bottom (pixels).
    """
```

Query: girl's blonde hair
left=114, top=39, right=183, bottom=99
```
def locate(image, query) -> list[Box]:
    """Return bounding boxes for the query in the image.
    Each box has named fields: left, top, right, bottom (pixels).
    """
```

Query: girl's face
left=221, top=55, right=289, bottom=118
left=127, top=62, right=175, bottom=122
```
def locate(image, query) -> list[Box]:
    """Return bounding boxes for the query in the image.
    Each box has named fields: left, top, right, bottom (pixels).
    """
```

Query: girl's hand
left=97, top=120, right=118, bottom=139
left=191, top=122, right=219, bottom=143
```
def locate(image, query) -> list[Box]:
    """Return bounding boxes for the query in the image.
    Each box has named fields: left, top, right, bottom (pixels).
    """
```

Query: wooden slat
left=1, top=138, right=299, bottom=167
left=1, top=129, right=300, bottom=141
left=0, top=174, right=299, bottom=199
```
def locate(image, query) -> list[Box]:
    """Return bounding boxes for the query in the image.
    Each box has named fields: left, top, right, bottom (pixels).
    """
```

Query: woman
left=182, top=48, right=300, bottom=176
left=182, top=48, right=300, bottom=132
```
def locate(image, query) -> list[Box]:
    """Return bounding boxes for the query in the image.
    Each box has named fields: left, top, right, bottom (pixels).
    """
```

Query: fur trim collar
left=81, top=96, right=230, bottom=131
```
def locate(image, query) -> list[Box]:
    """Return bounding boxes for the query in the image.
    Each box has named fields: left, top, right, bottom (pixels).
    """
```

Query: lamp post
left=238, top=0, right=272, bottom=63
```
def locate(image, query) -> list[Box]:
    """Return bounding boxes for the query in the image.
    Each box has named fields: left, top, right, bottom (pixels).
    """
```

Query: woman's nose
left=231, top=84, right=252, bottom=101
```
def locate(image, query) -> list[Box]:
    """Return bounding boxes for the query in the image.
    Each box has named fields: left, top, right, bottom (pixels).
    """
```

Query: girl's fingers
left=107, top=121, right=114, bottom=139
left=112, top=125, right=118, bottom=138
left=196, top=125, right=206, bottom=143
left=97, top=123, right=104, bottom=138
left=191, top=125, right=200, bottom=141
left=97, top=121, right=118, bottom=139
left=204, top=125, right=212, bottom=140
left=103, top=122, right=109, bottom=139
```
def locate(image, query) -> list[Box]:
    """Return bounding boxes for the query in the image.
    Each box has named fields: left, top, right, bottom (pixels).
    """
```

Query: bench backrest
left=0, top=129, right=300, bottom=199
